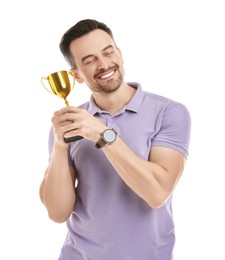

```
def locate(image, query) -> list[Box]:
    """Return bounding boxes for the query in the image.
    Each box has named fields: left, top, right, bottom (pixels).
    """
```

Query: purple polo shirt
left=49, top=83, right=191, bottom=260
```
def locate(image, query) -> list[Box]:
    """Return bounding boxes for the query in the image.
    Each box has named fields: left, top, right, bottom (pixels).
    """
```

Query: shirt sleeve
left=151, top=102, right=191, bottom=157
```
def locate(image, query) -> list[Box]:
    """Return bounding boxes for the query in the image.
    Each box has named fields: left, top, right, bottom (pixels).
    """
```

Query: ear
left=70, top=69, right=84, bottom=83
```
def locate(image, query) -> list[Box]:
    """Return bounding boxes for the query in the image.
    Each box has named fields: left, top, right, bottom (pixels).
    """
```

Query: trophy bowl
left=41, top=70, right=75, bottom=106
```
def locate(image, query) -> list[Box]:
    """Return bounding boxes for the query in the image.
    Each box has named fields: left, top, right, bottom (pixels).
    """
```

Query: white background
left=0, top=0, right=224, bottom=259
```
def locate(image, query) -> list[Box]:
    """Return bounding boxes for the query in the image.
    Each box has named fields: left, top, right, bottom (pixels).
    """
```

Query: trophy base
left=64, top=135, right=84, bottom=143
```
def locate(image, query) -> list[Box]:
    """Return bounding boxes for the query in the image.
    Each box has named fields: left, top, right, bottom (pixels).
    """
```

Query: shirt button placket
left=107, top=118, right=114, bottom=128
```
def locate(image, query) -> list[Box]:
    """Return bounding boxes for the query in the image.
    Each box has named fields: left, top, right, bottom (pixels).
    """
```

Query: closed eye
left=103, top=46, right=114, bottom=56
left=83, top=56, right=96, bottom=65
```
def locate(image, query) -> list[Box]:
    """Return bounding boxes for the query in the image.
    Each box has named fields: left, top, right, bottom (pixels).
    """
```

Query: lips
left=95, top=67, right=117, bottom=80
left=98, top=70, right=116, bottom=80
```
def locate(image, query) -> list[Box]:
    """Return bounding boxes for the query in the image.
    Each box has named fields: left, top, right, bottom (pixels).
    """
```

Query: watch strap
left=95, top=138, right=107, bottom=149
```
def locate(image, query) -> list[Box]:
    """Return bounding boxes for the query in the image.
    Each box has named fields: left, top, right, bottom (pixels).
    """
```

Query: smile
left=97, top=70, right=116, bottom=80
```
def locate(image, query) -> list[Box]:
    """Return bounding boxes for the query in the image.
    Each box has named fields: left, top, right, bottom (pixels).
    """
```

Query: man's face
left=70, top=29, right=124, bottom=94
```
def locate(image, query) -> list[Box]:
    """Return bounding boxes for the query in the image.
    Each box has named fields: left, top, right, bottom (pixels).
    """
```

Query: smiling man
left=39, top=19, right=191, bottom=260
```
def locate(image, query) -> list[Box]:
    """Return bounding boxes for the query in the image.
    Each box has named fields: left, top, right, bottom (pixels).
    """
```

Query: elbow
left=148, top=200, right=166, bottom=209
left=146, top=192, right=170, bottom=209
left=48, top=210, right=72, bottom=223
left=46, top=202, right=75, bottom=223
left=42, top=193, right=76, bottom=223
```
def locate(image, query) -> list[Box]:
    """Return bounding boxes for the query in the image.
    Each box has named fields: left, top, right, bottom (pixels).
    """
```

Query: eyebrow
left=81, top=45, right=114, bottom=64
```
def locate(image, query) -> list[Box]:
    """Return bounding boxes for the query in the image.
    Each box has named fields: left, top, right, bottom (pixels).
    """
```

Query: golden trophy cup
left=41, top=70, right=74, bottom=106
left=41, top=70, right=83, bottom=142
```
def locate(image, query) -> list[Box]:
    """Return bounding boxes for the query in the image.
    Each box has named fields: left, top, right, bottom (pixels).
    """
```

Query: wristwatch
left=95, top=128, right=117, bottom=149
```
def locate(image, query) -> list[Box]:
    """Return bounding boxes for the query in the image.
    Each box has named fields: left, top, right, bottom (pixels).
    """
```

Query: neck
left=92, top=83, right=136, bottom=115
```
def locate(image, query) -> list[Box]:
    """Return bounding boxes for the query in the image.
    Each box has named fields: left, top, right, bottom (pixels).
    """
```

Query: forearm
left=41, top=144, right=76, bottom=222
left=102, top=137, right=175, bottom=208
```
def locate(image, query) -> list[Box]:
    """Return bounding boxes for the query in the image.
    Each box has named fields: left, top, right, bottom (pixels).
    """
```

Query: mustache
left=94, top=65, right=118, bottom=79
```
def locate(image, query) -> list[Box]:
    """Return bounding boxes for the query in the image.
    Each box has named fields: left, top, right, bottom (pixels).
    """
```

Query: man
left=39, top=19, right=191, bottom=260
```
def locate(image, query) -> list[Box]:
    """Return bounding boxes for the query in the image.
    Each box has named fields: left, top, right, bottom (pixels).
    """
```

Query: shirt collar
left=124, top=82, right=144, bottom=113
left=87, top=82, right=144, bottom=115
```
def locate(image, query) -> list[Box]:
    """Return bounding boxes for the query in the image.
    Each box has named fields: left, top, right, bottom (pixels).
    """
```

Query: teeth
left=100, top=71, right=114, bottom=79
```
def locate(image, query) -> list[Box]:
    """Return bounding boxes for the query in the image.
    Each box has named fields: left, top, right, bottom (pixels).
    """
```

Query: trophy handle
left=41, top=76, right=53, bottom=94
left=67, top=71, right=75, bottom=91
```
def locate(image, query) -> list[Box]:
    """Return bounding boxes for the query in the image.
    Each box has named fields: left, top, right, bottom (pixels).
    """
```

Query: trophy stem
left=64, top=97, right=69, bottom=106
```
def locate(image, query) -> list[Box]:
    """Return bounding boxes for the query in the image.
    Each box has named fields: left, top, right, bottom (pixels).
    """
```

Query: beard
left=93, top=65, right=124, bottom=94
left=97, top=74, right=123, bottom=93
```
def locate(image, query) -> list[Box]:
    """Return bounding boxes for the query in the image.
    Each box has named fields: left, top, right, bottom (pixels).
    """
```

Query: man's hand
left=51, top=106, right=107, bottom=146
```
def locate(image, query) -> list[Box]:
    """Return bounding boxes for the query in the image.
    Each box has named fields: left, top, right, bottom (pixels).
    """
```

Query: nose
left=96, top=56, right=110, bottom=71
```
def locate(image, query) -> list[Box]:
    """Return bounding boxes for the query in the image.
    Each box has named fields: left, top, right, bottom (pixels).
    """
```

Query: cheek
left=82, top=69, right=96, bottom=83
left=78, top=66, right=93, bottom=79
left=114, top=55, right=124, bottom=68
left=118, top=54, right=124, bottom=65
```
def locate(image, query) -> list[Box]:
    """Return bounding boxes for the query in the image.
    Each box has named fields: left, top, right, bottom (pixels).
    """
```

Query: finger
left=61, top=120, right=81, bottom=133
left=54, top=106, right=80, bottom=116
left=52, top=112, right=75, bottom=125
left=64, top=129, right=82, bottom=139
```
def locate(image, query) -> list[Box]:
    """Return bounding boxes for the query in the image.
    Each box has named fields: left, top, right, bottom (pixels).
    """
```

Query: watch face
left=103, top=129, right=117, bottom=143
